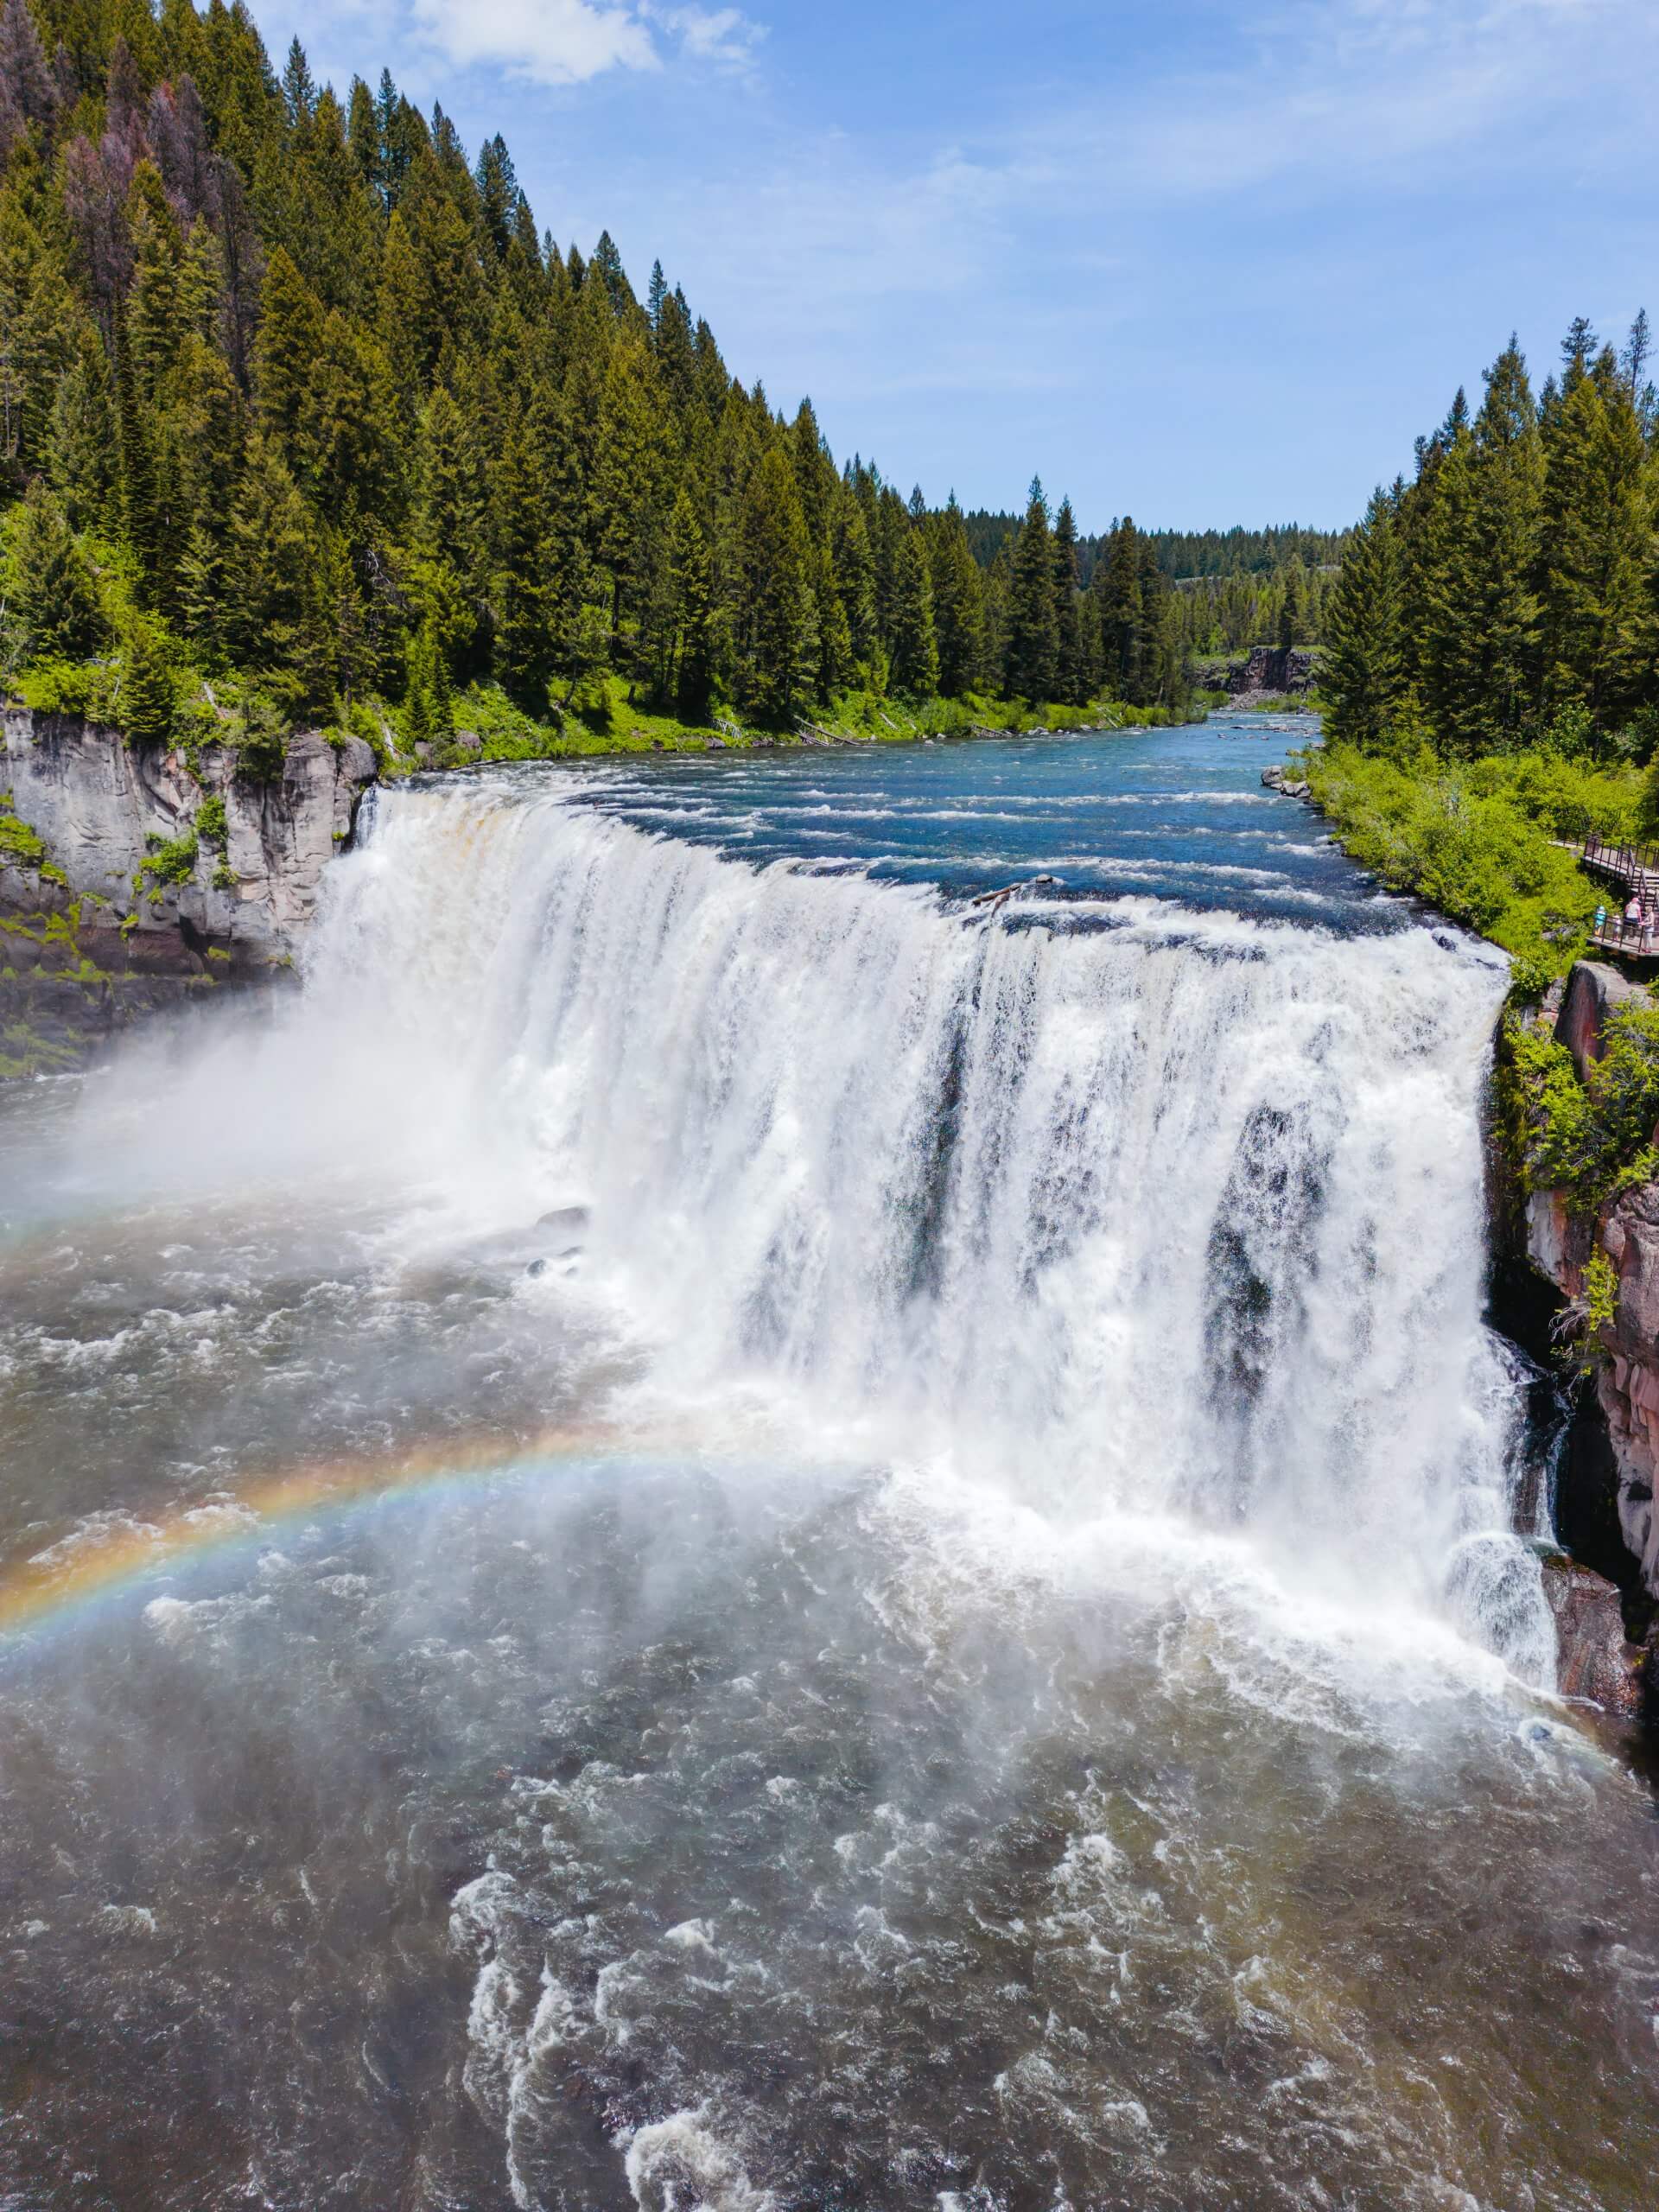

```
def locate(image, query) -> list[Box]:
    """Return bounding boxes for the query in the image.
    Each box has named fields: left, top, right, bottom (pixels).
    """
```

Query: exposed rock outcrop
left=1514, top=962, right=1659, bottom=1607
left=1539, top=1553, right=1648, bottom=1717
left=2, top=709, right=375, bottom=1071
left=1211, top=646, right=1317, bottom=706
left=1554, top=958, right=1645, bottom=1084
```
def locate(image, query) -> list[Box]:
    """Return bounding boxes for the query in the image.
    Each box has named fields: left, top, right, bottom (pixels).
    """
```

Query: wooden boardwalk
left=1572, top=834, right=1659, bottom=958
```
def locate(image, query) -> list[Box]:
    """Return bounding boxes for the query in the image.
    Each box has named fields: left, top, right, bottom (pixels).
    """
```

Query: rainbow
left=0, top=1420, right=673, bottom=1646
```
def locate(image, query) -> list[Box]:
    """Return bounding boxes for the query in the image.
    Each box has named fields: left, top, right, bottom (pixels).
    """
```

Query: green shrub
left=135, top=827, right=199, bottom=894
left=1557, top=1243, right=1622, bottom=1374
left=234, top=696, right=291, bottom=782
left=16, top=657, right=123, bottom=721
left=0, top=800, right=48, bottom=872
left=1306, top=742, right=1603, bottom=973
left=1510, top=1001, right=1659, bottom=1211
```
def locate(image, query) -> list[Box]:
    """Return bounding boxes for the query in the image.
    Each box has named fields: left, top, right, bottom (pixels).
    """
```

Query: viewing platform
left=1569, top=834, right=1659, bottom=965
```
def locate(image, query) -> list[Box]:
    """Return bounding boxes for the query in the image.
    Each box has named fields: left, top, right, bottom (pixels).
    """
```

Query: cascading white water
left=296, top=775, right=1554, bottom=1685
left=23, top=753, right=1659, bottom=2212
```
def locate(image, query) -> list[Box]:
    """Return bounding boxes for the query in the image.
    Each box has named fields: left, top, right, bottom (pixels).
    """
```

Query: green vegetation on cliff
left=1505, top=1001, right=1659, bottom=1215
left=0, top=1, right=1194, bottom=772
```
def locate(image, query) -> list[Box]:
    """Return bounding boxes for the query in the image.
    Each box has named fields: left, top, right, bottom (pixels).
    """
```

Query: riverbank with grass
left=403, top=676, right=1192, bottom=771
left=1300, top=741, right=1655, bottom=992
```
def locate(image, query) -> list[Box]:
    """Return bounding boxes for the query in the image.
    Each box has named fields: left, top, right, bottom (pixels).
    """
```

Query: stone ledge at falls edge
left=1, top=708, right=376, bottom=1067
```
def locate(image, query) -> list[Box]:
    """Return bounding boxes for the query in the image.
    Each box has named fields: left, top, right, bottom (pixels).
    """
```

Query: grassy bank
left=396, top=677, right=1189, bottom=772
left=1301, top=741, right=1649, bottom=989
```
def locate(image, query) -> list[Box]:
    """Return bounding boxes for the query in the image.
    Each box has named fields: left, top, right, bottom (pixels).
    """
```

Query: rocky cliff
left=2, top=709, right=375, bottom=1072
left=1504, top=960, right=1659, bottom=1719
left=1518, top=963, right=1659, bottom=1596
left=1209, top=645, right=1318, bottom=704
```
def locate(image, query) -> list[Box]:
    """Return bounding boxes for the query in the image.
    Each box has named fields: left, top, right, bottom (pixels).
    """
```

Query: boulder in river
left=1539, top=1554, right=1647, bottom=1716
left=537, top=1205, right=591, bottom=1239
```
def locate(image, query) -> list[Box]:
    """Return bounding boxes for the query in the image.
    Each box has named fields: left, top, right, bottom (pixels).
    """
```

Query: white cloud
left=645, top=5, right=764, bottom=68
left=407, top=0, right=760, bottom=86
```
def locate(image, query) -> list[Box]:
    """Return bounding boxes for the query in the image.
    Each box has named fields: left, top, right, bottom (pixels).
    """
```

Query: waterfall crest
left=305, top=777, right=1548, bottom=1679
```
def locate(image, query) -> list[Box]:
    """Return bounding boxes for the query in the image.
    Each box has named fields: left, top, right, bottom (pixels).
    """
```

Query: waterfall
left=296, top=775, right=1551, bottom=1681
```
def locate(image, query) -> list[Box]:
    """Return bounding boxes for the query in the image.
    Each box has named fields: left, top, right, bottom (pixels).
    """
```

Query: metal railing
left=1578, top=832, right=1659, bottom=887
left=1590, top=912, right=1659, bottom=957
left=1573, top=834, right=1659, bottom=957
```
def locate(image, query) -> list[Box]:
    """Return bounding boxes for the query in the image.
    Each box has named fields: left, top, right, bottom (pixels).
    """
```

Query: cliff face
left=1517, top=963, right=1659, bottom=1599
left=1486, top=960, right=1659, bottom=1716
left=1578, top=1188, right=1659, bottom=1589
left=2, top=709, right=375, bottom=1071
left=1501, top=959, right=1659, bottom=1720
left=1212, top=646, right=1317, bottom=702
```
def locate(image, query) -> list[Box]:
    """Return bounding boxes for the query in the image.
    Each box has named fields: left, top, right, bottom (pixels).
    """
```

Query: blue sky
left=267, top=0, right=1659, bottom=532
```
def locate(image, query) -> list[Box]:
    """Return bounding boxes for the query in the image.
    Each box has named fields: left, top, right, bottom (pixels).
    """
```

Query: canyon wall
left=2, top=709, right=375, bottom=1071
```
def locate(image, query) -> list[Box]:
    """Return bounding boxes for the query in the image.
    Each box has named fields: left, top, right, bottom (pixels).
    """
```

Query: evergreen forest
left=1308, top=316, right=1659, bottom=984
left=0, top=0, right=1227, bottom=767
left=965, top=511, right=1341, bottom=659
left=1323, top=318, right=1659, bottom=763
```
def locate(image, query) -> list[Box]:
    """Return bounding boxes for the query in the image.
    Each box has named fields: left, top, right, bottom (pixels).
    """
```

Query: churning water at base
left=1, top=728, right=1656, bottom=2210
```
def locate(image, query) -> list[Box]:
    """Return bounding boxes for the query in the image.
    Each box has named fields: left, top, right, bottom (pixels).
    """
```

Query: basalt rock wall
left=2, top=709, right=375, bottom=1071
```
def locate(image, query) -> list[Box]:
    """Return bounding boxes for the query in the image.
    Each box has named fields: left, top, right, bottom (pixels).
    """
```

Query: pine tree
left=1093, top=518, right=1143, bottom=699
left=1421, top=338, right=1542, bottom=753
left=928, top=495, right=984, bottom=698
left=403, top=617, right=454, bottom=747
left=1277, top=563, right=1305, bottom=652
left=47, top=322, right=117, bottom=528
left=1538, top=348, right=1651, bottom=734
left=834, top=500, right=879, bottom=674
left=474, top=134, right=517, bottom=261
left=10, top=477, right=104, bottom=658
left=1006, top=479, right=1058, bottom=701
left=255, top=247, right=326, bottom=456
left=810, top=542, right=852, bottom=701
left=217, top=429, right=316, bottom=676
left=735, top=444, right=817, bottom=723
left=1051, top=496, right=1084, bottom=704
left=281, top=38, right=315, bottom=131
left=121, top=613, right=179, bottom=745
left=659, top=486, right=716, bottom=713
left=114, top=310, right=165, bottom=596
left=126, top=162, right=188, bottom=397
left=889, top=526, right=938, bottom=697
left=1323, top=487, right=1412, bottom=752
left=491, top=416, right=555, bottom=709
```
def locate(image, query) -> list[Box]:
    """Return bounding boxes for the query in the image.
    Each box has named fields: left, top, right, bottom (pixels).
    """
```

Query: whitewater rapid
left=15, top=742, right=1659, bottom=2212
left=287, top=772, right=1548, bottom=1682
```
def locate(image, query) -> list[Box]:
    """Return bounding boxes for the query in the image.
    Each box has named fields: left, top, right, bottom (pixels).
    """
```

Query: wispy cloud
left=645, top=5, right=764, bottom=69
left=407, top=0, right=760, bottom=87
left=269, top=0, right=1659, bottom=519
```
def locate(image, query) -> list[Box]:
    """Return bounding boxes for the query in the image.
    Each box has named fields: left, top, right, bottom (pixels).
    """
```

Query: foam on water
left=278, top=773, right=1548, bottom=1685
left=13, top=737, right=1649, bottom=2211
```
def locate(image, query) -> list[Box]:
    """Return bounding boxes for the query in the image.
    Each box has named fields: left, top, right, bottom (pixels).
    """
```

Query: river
left=1, top=715, right=1656, bottom=2209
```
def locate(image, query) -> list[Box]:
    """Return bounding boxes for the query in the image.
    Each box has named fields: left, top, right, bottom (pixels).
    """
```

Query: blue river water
left=560, top=709, right=1395, bottom=931
left=13, top=713, right=1656, bottom=2212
